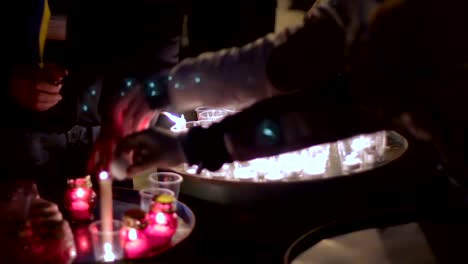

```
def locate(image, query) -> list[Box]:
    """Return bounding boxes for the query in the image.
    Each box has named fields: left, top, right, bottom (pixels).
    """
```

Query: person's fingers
left=36, top=91, right=62, bottom=103
left=42, top=64, right=68, bottom=84
left=114, top=131, right=150, bottom=157
left=34, top=102, right=60, bottom=112
left=29, top=199, right=62, bottom=222
left=36, top=82, right=62, bottom=94
left=137, top=111, right=157, bottom=131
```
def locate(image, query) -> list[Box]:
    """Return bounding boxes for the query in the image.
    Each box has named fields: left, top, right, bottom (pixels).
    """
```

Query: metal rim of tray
left=172, top=131, right=408, bottom=204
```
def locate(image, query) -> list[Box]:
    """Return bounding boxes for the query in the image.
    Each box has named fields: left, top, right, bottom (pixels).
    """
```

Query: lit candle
left=145, top=194, right=178, bottom=248
left=122, top=209, right=149, bottom=259
left=163, top=112, right=187, bottom=133
left=99, top=171, right=113, bottom=245
left=341, top=152, right=362, bottom=172
left=103, top=242, right=116, bottom=262
left=233, top=167, right=257, bottom=181
left=65, top=176, right=96, bottom=222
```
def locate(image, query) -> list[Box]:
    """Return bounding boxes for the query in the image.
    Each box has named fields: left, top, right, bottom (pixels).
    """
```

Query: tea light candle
left=233, top=167, right=257, bottom=181
left=342, top=152, right=362, bottom=172
left=124, top=229, right=149, bottom=258
left=122, top=209, right=149, bottom=259
left=145, top=213, right=175, bottom=247
left=145, top=194, right=178, bottom=248
left=65, top=176, right=96, bottom=222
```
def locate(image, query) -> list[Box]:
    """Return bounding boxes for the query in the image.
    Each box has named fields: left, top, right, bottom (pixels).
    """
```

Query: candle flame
left=162, top=112, right=186, bottom=127
left=103, top=242, right=116, bottom=262
left=76, top=188, right=85, bottom=198
left=128, top=228, right=138, bottom=241
left=155, top=212, right=167, bottom=225
left=99, top=171, right=110, bottom=180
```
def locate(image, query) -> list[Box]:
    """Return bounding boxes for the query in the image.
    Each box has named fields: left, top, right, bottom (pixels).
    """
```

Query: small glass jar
left=64, top=176, right=97, bottom=222
left=121, top=209, right=150, bottom=259
left=145, top=194, right=178, bottom=248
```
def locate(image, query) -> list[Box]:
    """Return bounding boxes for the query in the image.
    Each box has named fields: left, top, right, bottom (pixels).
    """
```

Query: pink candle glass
left=121, top=209, right=150, bottom=259
left=145, top=194, right=178, bottom=248
left=64, top=176, right=96, bottom=222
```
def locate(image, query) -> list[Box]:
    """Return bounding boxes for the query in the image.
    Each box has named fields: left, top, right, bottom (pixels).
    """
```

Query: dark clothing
left=186, top=0, right=277, bottom=56
left=0, top=0, right=183, bottom=193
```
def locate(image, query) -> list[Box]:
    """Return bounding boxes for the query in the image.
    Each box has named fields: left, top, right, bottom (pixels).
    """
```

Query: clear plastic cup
left=195, top=106, right=214, bottom=120
left=148, top=172, right=183, bottom=199
left=89, top=220, right=124, bottom=262
left=139, top=188, right=175, bottom=212
left=198, top=109, right=229, bottom=122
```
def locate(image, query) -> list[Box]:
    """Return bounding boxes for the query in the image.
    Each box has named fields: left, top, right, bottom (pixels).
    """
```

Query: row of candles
left=64, top=172, right=179, bottom=261
left=164, top=107, right=388, bottom=182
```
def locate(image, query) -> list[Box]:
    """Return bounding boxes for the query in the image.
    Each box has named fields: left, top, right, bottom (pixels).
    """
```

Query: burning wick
left=162, top=112, right=187, bottom=133
left=103, top=242, right=116, bottom=262
left=76, top=188, right=85, bottom=199
left=128, top=228, right=138, bottom=241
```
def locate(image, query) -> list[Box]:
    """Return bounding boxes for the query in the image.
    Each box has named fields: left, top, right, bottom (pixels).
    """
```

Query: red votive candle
left=121, top=209, right=149, bottom=259
left=64, top=176, right=96, bottom=222
left=145, top=194, right=178, bottom=248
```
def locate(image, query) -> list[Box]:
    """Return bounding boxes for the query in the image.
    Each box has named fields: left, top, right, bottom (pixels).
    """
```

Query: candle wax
left=145, top=224, right=174, bottom=248
left=124, top=238, right=149, bottom=259
left=70, top=201, right=91, bottom=220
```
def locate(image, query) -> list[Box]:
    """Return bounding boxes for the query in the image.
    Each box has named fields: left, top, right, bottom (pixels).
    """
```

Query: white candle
left=99, top=171, right=113, bottom=244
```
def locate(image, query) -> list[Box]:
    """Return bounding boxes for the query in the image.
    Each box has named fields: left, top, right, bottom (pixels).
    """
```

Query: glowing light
left=350, top=136, right=371, bottom=151
left=103, top=243, right=116, bottom=262
left=155, top=212, right=167, bottom=225
left=82, top=105, right=88, bottom=112
left=128, top=228, right=138, bottom=241
left=194, top=76, right=201, bottom=83
left=342, top=152, right=361, bottom=167
left=99, top=171, right=109, bottom=180
left=181, top=131, right=387, bottom=182
left=163, top=112, right=187, bottom=133
left=76, top=188, right=85, bottom=198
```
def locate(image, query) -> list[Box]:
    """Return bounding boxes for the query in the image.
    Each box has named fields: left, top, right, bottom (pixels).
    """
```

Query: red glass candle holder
left=121, top=209, right=150, bottom=259
left=145, top=194, right=178, bottom=248
left=64, top=176, right=96, bottom=222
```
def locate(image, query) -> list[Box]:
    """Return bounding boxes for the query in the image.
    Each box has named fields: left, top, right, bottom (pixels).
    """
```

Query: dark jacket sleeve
left=67, top=0, right=183, bottom=123
left=181, top=76, right=389, bottom=171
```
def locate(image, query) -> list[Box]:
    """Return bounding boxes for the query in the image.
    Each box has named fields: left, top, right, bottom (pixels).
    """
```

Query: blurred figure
left=185, top=0, right=277, bottom=57
left=110, top=0, right=468, bottom=187
left=0, top=0, right=183, bottom=197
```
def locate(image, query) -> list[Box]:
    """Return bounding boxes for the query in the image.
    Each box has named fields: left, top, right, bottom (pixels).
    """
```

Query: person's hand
left=88, top=83, right=158, bottom=174
left=8, top=64, right=68, bottom=112
left=114, top=127, right=186, bottom=176
left=28, top=198, right=63, bottom=224
left=15, top=199, right=76, bottom=264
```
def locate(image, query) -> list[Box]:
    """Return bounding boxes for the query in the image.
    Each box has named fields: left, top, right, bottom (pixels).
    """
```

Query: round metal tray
left=73, top=188, right=195, bottom=263
left=172, top=131, right=408, bottom=205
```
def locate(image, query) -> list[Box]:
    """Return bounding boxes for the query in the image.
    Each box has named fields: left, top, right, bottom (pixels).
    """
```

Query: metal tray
left=73, top=188, right=195, bottom=263
left=172, top=131, right=408, bottom=205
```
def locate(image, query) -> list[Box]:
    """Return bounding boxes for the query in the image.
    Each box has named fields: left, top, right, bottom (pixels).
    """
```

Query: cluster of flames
left=163, top=112, right=387, bottom=182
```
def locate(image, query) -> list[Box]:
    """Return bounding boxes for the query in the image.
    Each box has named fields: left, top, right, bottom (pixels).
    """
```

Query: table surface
left=3, top=140, right=468, bottom=264
left=72, top=188, right=195, bottom=264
